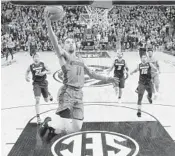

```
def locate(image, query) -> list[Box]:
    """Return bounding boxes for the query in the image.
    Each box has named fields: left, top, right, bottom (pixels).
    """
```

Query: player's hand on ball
left=25, top=76, right=30, bottom=82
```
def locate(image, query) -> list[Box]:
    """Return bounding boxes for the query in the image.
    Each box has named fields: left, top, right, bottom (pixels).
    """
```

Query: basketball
left=45, top=6, right=65, bottom=21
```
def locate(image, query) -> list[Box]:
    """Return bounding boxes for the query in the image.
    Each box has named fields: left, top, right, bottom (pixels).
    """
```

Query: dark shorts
left=6, top=48, right=13, bottom=55
left=138, top=82, right=153, bottom=95
left=56, top=85, right=83, bottom=120
left=30, top=49, right=36, bottom=57
left=114, top=76, right=125, bottom=88
left=33, top=80, right=48, bottom=98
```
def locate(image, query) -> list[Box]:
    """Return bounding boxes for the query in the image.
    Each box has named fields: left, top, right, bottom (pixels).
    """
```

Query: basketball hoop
left=85, top=0, right=113, bottom=29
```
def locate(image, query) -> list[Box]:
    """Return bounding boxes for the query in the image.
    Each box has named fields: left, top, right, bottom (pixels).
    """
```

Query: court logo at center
left=51, top=131, right=139, bottom=156
left=53, top=65, right=111, bottom=87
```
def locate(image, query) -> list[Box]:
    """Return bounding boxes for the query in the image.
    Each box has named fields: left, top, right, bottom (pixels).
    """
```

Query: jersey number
left=141, top=69, right=148, bottom=74
left=35, top=69, right=42, bottom=76
left=76, top=67, right=82, bottom=75
left=117, top=66, right=122, bottom=70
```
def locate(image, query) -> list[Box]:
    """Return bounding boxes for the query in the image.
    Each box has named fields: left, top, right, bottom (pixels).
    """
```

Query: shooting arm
left=45, top=12, right=68, bottom=60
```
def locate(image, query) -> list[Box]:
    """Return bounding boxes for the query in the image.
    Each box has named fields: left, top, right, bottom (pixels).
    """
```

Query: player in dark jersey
left=28, top=37, right=37, bottom=57
left=39, top=11, right=119, bottom=139
left=25, top=53, right=53, bottom=124
left=107, top=51, right=129, bottom=103
left=130, top=54, right=158, bottom=117
left=138, top=39, right=147, bottom=58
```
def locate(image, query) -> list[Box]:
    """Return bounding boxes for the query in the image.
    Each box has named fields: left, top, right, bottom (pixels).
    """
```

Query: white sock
left=138, top=105, right=142, bottom=111
left=35, top=104, right=40, bottom=116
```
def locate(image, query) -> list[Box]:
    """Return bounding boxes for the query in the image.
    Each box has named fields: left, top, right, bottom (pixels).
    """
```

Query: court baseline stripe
left=6, top=143, right=15, bottom=145
left=163, top=126, right=172, bottom=128
left=1, top=101, right=175, bottom=111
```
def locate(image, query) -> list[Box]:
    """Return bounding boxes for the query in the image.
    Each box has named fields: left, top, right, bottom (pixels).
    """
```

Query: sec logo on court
left=53, top=65, right=128, bottom=87
left=53, top=65, right=110, bottom=87
left=51, top=131, right=139, bottom=156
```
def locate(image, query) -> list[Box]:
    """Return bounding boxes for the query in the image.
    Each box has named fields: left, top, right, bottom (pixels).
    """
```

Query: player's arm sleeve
left=84, top=64, right=114, bottom=82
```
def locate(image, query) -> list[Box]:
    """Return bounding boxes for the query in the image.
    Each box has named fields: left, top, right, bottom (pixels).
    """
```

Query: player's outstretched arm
left=84, top=64, right=119, bottom=84
left=106, top=61, right=115, bottom=74
left=149, top=63, right=158, bottom=72
left=25, top=66, right=31, bottom=82
left=130, top=65, right=139, bottom=75
left=44, top=10, right=69, bottom=66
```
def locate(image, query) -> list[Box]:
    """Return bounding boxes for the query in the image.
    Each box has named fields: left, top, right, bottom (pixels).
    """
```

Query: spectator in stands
left=1, top=2, right=175, bottom=55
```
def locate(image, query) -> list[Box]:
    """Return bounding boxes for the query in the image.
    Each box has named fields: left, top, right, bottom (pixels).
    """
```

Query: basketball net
left=85, top=0, right=113, bottom=30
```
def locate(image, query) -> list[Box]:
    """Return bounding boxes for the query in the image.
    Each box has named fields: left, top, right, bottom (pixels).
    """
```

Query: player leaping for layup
left=25, top=53, right=53, bottom=124
left=39, top=9, right=119, bottom=139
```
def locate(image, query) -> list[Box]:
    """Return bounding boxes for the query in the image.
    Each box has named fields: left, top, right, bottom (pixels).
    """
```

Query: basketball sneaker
left=118, top=98, right=122, bottom=104
left=46, top=127, right=56, bottom=143
left=137, top=109, right=141, bottom=117
left=39, top=117, right=51, bottom=137
left=49, top=95, right=53, bottom=101
left=48, top=92, right=53, bottom=101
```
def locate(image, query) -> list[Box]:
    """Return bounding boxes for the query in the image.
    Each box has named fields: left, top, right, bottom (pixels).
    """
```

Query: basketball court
left=1, top=50, right=175, bottom=156
left=1, top=0, right=175, bottom=156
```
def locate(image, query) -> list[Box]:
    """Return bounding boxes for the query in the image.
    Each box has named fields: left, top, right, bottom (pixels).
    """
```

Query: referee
left=6, top=37, right=15, bottom=62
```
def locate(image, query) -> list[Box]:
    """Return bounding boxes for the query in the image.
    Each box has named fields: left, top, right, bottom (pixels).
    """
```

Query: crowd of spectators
left=1, top=1, right=175, bottom=56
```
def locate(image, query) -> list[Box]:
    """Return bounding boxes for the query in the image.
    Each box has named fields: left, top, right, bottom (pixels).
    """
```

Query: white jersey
left=147, top=56, right=159, bottom=76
